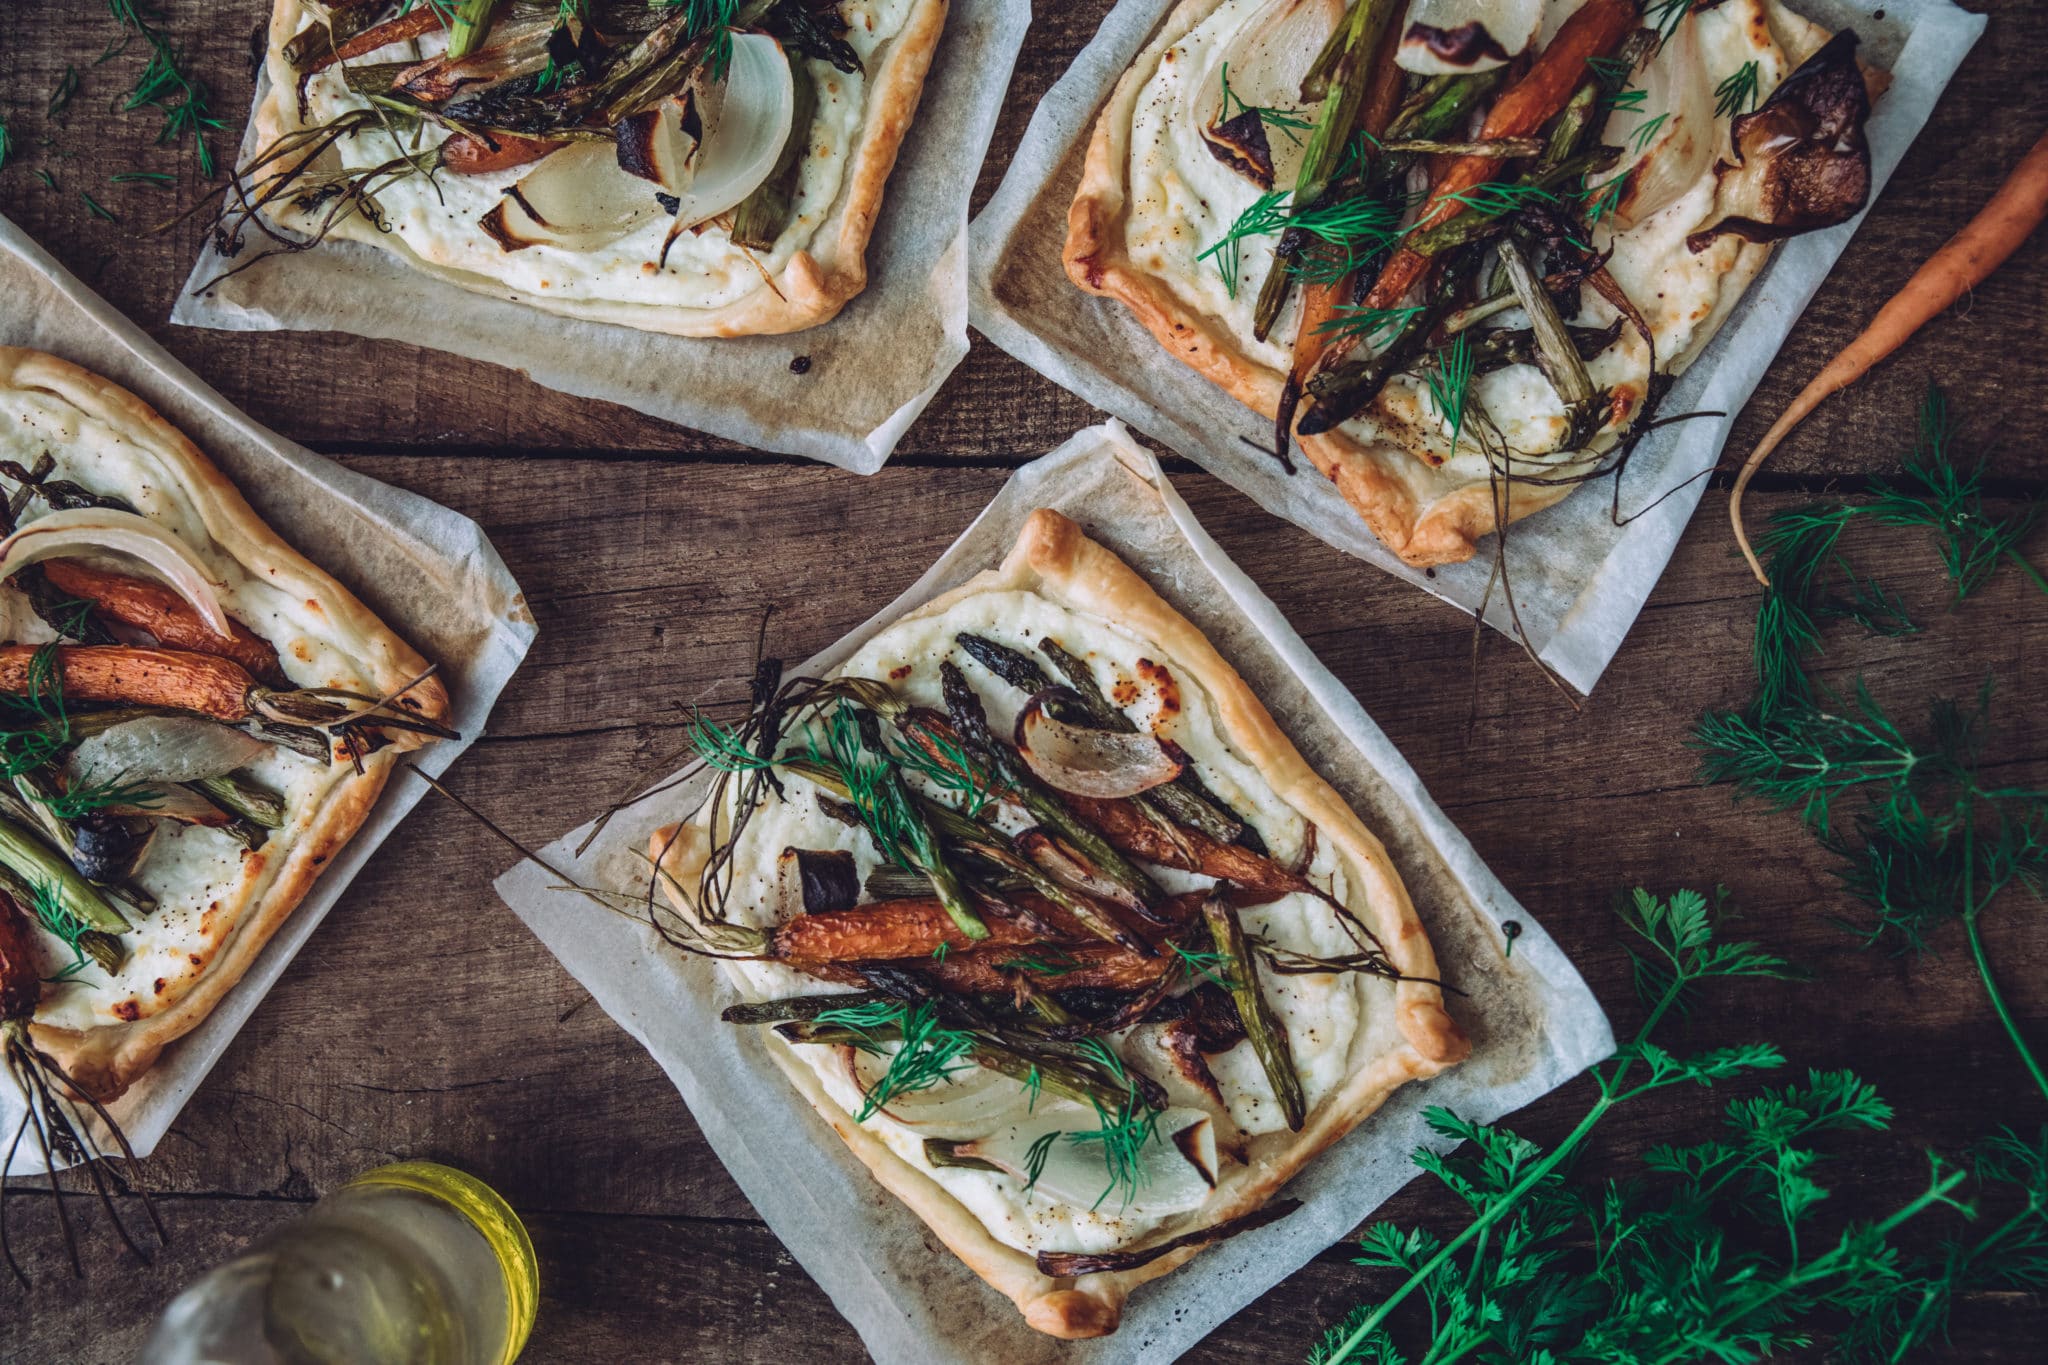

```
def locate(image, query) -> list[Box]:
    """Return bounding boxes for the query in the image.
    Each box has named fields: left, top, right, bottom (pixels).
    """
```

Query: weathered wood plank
left=0, top=1, right=2043, bottom=470
left=3, top=456, right=2041, bottom=1355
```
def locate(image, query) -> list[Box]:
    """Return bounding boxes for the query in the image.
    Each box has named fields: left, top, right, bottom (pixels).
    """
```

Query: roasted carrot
left=1355, top=0, right=1635, bottom=312
left=775, top=896, right=1090, bottom=965
left=1730, top=127, right=2048, bottom=584
left=41, top=560, right=286, bottom=685
left=919, top=942, right=1170, bottom=995
left=1063, top=793, right=1317, bottom=897
left=440, top=130, right=566, bottom=175
left=0, top=646, right=255, bottom=722
left=301, top=10, right=445, bottom=76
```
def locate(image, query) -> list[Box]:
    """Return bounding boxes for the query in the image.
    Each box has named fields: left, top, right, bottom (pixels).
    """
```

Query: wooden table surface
left=3, top=2, right=2047, bottom=1360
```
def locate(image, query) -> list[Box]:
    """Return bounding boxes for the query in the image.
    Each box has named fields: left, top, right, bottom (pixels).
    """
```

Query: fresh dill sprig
left=106, top=1, right=225, bottom=177
left=1064, top=1038, right=1165, bottom=1209
left=1424, top=333, right=1474, bottom=454
left=1022, top=1129, right=1057, bottom=1191
left=1199, top=190, right=1407, bottom=299
left=1692, top=388, right=2048, bottom=1102
left=1167, top=939, right=1229, bottom=988
left=0, top=643, right=73, bottom=779
left=49, top=66, right=81, bottom=121
left=1437, top=181, right=1560, bottom=219
left=80, top=191, right=120, bottom=223
left=1303, top=890, right=2048, bottom=1363
left=816, top=998, right=975, bottom=1123
left=1715, top=60, right=1763, bottom=119
left=1315, top=304, right=1425, bottom=347
left=1629, top=110, right=1672, bottom=155
left=41, top=778, right=163, bottom=822
left=0, top=118, right=11, bottom=175
left=27, top=880, right=105, bottom=982
left=1581, top=172, right=1625, bottom=225
left=1644, top=0, right=1699, bottom=46
left=893, top=724, right=1001, bottom=818
left=686, top=708, right=777, bottom=774
left=1219, top=63, right=1313, bottom=144
left=110, top=170, right=175, bottom=187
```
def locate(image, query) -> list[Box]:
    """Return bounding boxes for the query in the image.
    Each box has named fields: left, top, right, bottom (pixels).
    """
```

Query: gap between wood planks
left=312, top=443, right=2048, bottom=501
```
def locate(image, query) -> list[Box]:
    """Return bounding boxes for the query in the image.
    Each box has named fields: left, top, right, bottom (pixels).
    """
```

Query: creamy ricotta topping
left=0, top=383, right=352, bottom=1029
left=287, top=0, right=913, bottom=310
left=698, top=588, right=1407, bottom=1254
left=1122, top=0, right=1790, bottom=468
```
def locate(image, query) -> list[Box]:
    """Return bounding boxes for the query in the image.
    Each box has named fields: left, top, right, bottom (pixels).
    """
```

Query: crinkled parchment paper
left=968, top=0, right=1983, bottom=693
left=169, top=0, right=1030, bottom=472
left=493, top=421, right=1612, bottom=1363
left=0, top=214, right=536, bottom=1172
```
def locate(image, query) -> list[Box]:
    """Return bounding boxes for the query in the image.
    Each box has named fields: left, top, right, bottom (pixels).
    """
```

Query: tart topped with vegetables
left=0, top=348, right=453, bottom=1119
left=649, top=509, right=1466, bottom=1338
left=223, top=0, right=948, bottom=336
left=1065, top=0, right=1880, bottom=566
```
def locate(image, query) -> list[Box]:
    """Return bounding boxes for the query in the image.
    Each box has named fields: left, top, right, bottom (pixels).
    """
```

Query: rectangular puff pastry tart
left=0, top=348, right=453, bottom=1104
left=648, top=508, right=1467, bottom=1338
left=231, top=0, right=948, bottom=336
left=1065, top=0, right=1879, bottom=566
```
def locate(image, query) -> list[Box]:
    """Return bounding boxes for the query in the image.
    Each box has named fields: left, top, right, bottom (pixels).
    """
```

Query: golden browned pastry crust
left=1064, top=0, right=1815, bottom=567
left=0, top=347, right=447, bottom=1100
left=252, top=0, right=948, bottom=337
left=655, top=508, right=1466, bottom=1336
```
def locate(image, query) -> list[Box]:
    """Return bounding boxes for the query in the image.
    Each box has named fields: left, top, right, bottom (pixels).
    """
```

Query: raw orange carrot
left=1730, top=127, right=2048, bottom=584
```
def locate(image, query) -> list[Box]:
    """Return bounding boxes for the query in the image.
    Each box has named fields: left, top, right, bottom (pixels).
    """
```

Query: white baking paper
left=0, top=213, right=536, bottom=1173
left=168, top=0, right=1030, bottom=473
left=968, top=0, right=1984, bottom=693
left=493, top=421, right=1613, bottom=1363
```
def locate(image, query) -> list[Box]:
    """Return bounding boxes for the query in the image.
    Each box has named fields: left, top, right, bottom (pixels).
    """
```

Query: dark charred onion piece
left=1402, top=22, right=1510, bottom=67
left=1687, top=31, right=1872, bottom=252
left=786, top=847, right=859, bottom=914
left=1014, top=688, right=1183, bottom=800
left=68, top=817, right=155, bottom=885
left=1035, top=1199, right=1304, bottom=1277
left=0, top=890, right=40, bottom=1019
left=1159, top=1016, right=1226, bottom=1105
left=1202, top=108, right=1276, bottom=188
left=392, top=15, right=553, bottom=104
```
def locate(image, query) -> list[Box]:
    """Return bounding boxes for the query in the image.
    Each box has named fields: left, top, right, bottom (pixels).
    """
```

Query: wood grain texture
left=0, top=0, right=2045, bottom=1359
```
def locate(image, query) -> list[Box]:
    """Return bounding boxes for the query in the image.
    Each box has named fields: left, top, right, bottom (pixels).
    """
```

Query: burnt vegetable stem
left=1202, top=893, right=1304, bottom=1131
left=922, top=1139, right=1004, bottom=1173
left=919, top=800, right=1154, bottom=957
left=938, top=663, right=1168, bottom=917
left=1497, top=239, right=1596, bottom=416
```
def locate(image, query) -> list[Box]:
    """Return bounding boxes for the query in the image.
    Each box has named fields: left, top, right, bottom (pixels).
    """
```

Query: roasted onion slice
left=1014, top=688, right=1183, bottom=799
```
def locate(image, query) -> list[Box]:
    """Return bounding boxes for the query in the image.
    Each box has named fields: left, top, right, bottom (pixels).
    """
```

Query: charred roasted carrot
left=1355, top=0, right=1635, bottom=312
left=1063, top=793, right=1317, bottom=897
left=300, top=10, right=445, bottom=75
left=0, top=646, right=255, bottom=721
left=774, top=895, right=1096, bottom=966
left=919, top=942, right=1170, bottom=995
left=440, top=130, right=566, bottom=175
left=41, top=559, right=286, bottom=685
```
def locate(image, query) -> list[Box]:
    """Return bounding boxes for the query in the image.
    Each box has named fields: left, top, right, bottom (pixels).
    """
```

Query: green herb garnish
left=1715, top=60, right=1763, bottom=119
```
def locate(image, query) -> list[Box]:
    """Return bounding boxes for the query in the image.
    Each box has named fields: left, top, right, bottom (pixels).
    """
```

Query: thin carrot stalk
left=301, top=9, right=446, bottom=75
left=773, top=897, right=1083, bottom=964
left=1731, top=127, right=2048, bottom=584
left=1353, top=0, right=1636, bottom=313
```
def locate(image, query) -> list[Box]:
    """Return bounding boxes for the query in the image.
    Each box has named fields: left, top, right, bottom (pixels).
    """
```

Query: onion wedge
left=1594, top=15, right=1714, bottom=228
left=0, top=509, right=232, bottom=639
left=480, top=32, right=794, bottom=254
left=1397, top=0, right=1543, bottom=75
left=1014, top=689, right=1183, bottom=799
